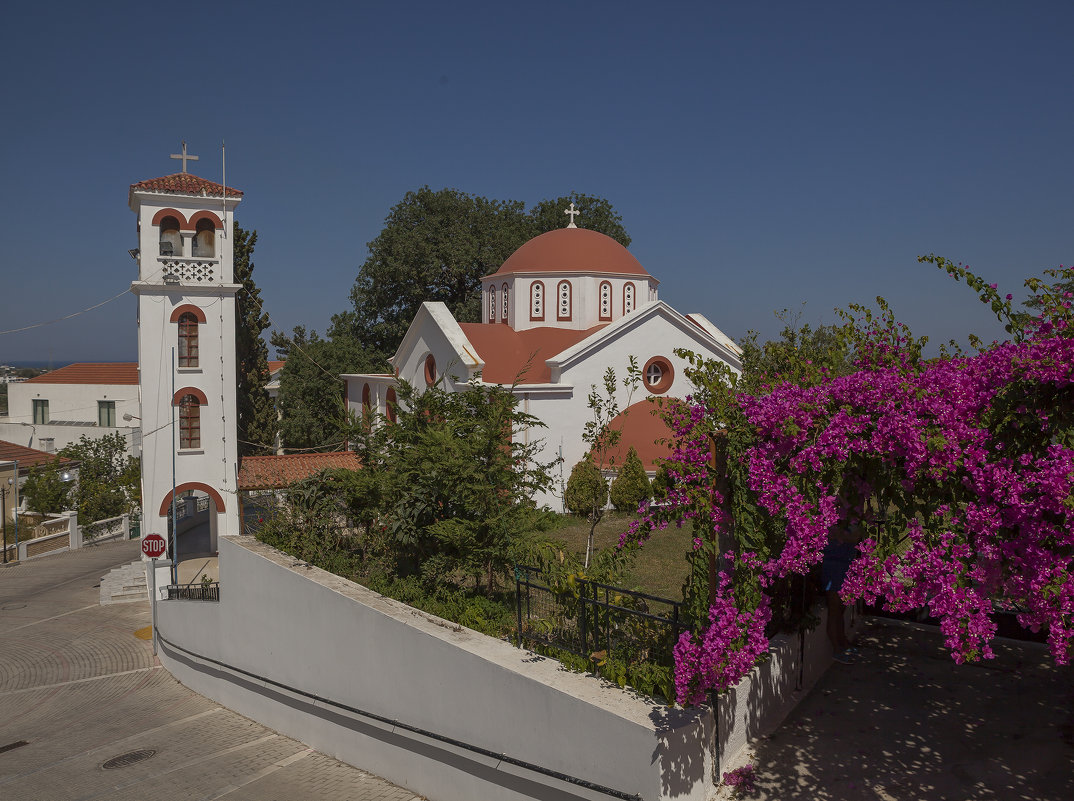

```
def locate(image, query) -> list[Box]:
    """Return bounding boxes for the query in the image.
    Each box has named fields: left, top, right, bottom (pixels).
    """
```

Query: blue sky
left=1, top=1, right=1071, bottom=363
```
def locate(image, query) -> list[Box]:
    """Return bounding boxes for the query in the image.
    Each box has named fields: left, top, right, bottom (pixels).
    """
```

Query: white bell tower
left=129, top=145, right=242, bottom=579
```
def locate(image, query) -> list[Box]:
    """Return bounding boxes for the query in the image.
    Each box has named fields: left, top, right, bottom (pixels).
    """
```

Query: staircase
left=100, top=561, right=148, bottom=605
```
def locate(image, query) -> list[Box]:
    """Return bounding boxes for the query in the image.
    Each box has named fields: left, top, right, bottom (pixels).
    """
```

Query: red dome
left=491, top=228, right=652, bottom=278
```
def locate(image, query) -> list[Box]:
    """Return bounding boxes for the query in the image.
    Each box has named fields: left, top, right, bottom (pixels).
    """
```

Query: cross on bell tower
left=170, top=141, right=199, bottom=173
left=564, top=202, right=581, bottom=228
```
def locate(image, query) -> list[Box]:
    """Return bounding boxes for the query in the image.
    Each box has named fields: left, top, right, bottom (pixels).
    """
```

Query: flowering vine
left=626, top=260, right=1074, bottom=705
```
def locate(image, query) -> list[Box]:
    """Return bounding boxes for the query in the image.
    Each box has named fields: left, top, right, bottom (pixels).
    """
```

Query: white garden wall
left=155, top=536, right=841, bottom=801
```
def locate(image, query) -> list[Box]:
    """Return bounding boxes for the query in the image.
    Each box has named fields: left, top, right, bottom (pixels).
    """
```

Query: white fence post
left=67, top=511, right=81, bottom=549
left=121, top=513, right=130, bottom=540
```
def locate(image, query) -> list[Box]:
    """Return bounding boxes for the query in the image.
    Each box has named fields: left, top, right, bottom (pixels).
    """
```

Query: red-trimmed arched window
left=489, top=286, right=497, bottom=323
left=624, top=282, right=636, bottom=315
left=501, top=283, right=510, bottom=324
left=599, top=281, right=612, bottom=321
left=530, top=281, right=544, bottom=321
left=178, top=394, right=202, bottom=449
left=557, top=280, right=572, bottom=321
left=177, top=312, right=199, bottom=367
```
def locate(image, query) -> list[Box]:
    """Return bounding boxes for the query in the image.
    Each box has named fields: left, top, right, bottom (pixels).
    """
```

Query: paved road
left=0, top=540, right=423, bottom=801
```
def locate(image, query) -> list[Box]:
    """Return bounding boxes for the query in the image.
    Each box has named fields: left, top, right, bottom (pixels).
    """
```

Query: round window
left=642, top=356, right=674, bottom=394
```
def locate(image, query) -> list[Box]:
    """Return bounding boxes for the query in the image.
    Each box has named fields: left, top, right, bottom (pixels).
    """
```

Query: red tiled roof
left=458, top=323, right=606, bottom=384
left=268, top=361, right=285, bottom=373
left=25, top=363, right=138, bottom=385
left=491, top=228, right=652, bottom=279
left=130, top=173, right=243, bottom=198
left=0, top=440, right=74, bottom=474
left=604, top=399, right=678, bottom=471
left=237, top=451, right=360, bottom=490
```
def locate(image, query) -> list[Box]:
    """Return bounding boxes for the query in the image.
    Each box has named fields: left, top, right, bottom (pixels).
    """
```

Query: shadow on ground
left=721, top=619, right=1074, bottom=800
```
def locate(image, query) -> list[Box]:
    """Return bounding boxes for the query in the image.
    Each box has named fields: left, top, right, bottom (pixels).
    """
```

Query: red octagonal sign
left=141, top=534, right=167, bottom=559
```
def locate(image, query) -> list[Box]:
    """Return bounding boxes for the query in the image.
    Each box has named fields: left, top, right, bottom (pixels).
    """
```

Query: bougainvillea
left=626, top=259, right=1074, bottom=705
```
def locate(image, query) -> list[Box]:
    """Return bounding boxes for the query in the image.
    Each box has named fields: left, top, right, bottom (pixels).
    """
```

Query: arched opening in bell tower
left=159, top=216, right=182, bottom=256
left=193, top=218, right=216, bottom=257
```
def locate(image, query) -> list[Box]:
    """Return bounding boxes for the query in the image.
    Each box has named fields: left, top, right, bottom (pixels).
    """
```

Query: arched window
left=624, top=282, right=636, bottom=315
left=159, top=216, right=182, bottom=256
left=177, top=312, right=199, bottom=367
left=385, top=387, right=398, bottom=424
left=599, top=281, right=612, bottom=321
left=557, top=280, right=572, bottom=321
left=530, top=281, right=544, bottom=321
left=489, top=286, right=497, bottom=323
left=192, top=218, right=215, bottom=257
left=178, top=395, right=201, bottom=448
left=501, top=282, right=510, bottom=324
left=362, top=383, right=371, bottom=412
left=424, top=354, right=437, bottom=385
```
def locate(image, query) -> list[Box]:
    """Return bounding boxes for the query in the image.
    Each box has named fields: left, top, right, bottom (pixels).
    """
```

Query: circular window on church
left=643, top=356, right=674, bottom=394
left=424, top=354, right=437, bottom=386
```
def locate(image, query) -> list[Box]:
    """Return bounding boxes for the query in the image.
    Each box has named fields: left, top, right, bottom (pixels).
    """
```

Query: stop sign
left=141, top=534, right=167, bottom=559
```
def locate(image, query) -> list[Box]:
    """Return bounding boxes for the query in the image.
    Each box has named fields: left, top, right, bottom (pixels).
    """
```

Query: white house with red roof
left=344, top=222, right=741, bottom=509
left=128, top=157, right=243, bottom=565
left=0, top=363, right=141, bottom=456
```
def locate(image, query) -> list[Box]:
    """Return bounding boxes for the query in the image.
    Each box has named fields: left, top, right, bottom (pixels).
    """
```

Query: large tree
left=234, top=224, right=278, bottom=457
left=330, top=187, right=631, bottom=368
left=270, top=326, right=369, bottom=452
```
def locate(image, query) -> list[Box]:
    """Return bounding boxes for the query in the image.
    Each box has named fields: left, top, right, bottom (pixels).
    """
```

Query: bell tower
left=129, top=145, right=242, bottom=579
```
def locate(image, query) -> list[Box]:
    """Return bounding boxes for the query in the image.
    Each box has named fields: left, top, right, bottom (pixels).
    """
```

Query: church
left=344, top=208, right=743, bottom=509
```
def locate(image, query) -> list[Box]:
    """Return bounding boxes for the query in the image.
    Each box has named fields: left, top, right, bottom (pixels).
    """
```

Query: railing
left=166, top=582, right=220, bottom=602
left=158, top=257, right=217, bottom=284
left=81, top=513, right=129, bottom=542
left=514, top=565, right=690, bottom=668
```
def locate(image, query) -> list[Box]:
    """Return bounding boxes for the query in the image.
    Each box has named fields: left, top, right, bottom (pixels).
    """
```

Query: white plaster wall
left=136, top=287, right=239, bottom=545
left=156, top=536, right=716, bottom=801
left=526, top=307, right=736, bottom=509
left=0, top=420, right=140, bottom=457
left=7, top=381, right=140, bottom=425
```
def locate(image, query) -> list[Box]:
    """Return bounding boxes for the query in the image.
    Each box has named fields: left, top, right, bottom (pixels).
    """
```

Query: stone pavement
left=717, top=617, right=1074, bottom=800
left=0, top=539, right=424, bottom=801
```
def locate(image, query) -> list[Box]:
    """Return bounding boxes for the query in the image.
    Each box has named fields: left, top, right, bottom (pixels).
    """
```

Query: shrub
left=565, top=458, right=607, bottom=516
left=610, top=447, right=651, bottom=511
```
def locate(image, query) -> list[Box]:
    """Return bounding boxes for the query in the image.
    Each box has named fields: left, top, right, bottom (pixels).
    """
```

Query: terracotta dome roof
left=491, top=228, right=652, bottom=278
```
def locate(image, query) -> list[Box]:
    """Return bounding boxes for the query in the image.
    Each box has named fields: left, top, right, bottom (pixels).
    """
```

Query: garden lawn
left=547, top=511, right=694, bottom=602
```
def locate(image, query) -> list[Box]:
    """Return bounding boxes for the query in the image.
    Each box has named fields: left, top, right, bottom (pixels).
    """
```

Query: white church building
left=345, top=212, right=742, bottom=509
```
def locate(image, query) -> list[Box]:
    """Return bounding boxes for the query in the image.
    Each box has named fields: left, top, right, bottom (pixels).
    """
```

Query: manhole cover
left=102, top=749, right=156, bottom=770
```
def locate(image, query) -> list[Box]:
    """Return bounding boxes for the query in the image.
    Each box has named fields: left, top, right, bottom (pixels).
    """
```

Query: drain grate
left=0, top=741, right=29, bottom=755
left=102, top=749, right=156, bottom=770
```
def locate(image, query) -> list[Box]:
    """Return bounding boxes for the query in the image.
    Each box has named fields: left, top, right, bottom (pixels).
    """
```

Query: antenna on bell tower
left=221, top=140, right=227, bottom=239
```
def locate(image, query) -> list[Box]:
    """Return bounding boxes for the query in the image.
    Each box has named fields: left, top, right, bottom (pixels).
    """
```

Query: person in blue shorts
left=824, top=486, right=865, bottom=663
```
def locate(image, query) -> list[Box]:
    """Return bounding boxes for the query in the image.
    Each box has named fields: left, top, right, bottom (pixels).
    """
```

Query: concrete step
left=100, top=561, right=149, bottom=605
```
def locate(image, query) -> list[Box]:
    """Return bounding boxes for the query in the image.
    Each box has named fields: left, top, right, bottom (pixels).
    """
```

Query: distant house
left=0, top=363, right=141, bottom=456
left=0, top=439, right=77, bottom=521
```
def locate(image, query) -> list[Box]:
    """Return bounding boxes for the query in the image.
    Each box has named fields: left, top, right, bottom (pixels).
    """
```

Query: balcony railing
left=158, top=257, right=218, bottom=284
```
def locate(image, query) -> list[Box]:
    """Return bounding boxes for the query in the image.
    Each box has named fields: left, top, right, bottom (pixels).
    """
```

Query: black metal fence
left=166, top=583, right=220, bottom=602
left=513, top=565, right=690, bottom=667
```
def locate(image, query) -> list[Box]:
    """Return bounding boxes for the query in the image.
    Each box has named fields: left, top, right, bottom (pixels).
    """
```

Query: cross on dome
left=564, top=202, right=581, bottom=228
left=170, top=141, right=200, bottom=174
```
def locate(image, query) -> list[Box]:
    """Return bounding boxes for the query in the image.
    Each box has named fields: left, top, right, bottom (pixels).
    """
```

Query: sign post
left=149, top=557, right=158, bottom=655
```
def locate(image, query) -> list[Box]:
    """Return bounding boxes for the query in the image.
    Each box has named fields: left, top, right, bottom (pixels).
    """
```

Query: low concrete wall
left=156, top=536, right=838, bottom=800
left=157, top=536, right=716, bottom=801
